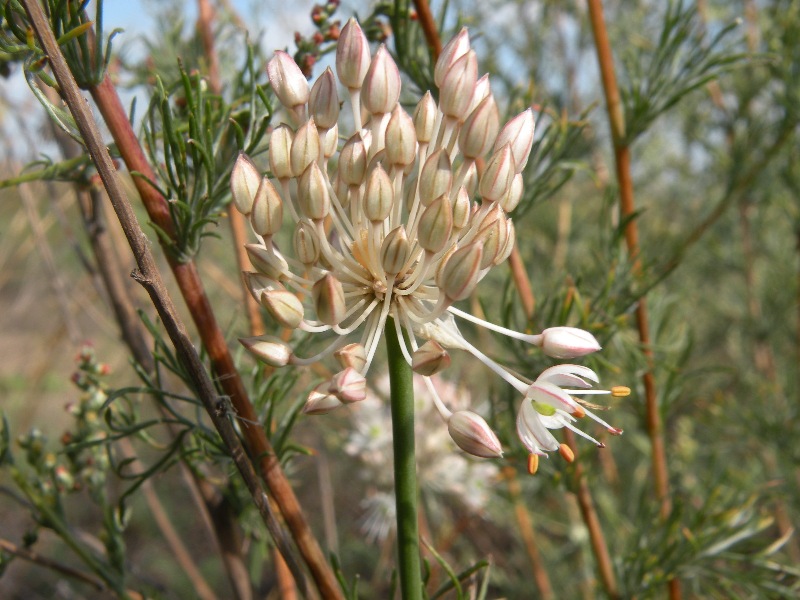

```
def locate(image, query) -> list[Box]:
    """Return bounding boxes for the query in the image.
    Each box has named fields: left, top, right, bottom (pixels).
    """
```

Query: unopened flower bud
left=240, top=335, right=292, bottom=367
left=411, top=340, right=451, bottom=376
left=419, top=149, right=452, bottom=206
left=309, top=67, right=339, bottom=130
left=339, top=133, right=368, bottom=186
left=413, top=91, right=437, bottom=144
left=243, top=271, right=284, bottom=302
left=479, top=144, right=516, bottom=203
left=494, top=218, right=515, bottom=265
left=385, top=106, right=417, bottom=167
left=447, top=411, right=503, bottom=458
left=293, top=219, right=320, bottom=265
left=336, top=18, right=371, bottom=89
left=418, top=194, right=453, bottom=253
left=260, top=289, right=304, bottom=329
left=364, top=163, right=394, bottom=222
left=467, top=74, right=491, bottom=115
left=452, top=186, right=472, bottom=230
left=267, top=50, right=309, bottom=109
left=494, top=108, right=535, bottom=173
left=538, top=327, right=601, bottom=359
left=334, top=343, right=367, bottom=372
left=380, top=226, right=411, bottom=274
left=329, top=367, right=367, bottom=403
left=269, top=125, right=294, bottom=180
left=290, top=118, right=321, bottom=176
left=230, top=153, right=261, bottom=215
left=303, top=383, right=343, bottom=415
left=459, top=94, right=499, bottom=160
left=297, top=162, right=331, bottom=220
left=250, top=177, right=283, bottom=236
left=313, top=273, right=346, bottom=325
left=434, top=27, right=470, bottom=87
left=323, top=123, right=339, bottom=158
left=246, top=244, right=289, bottom=279
left=440, top=50, right=478, bottom=120
left=440, top=242, right=483, bottom=301
left=498, top=173, right=524, bottom=213
left=362, top=45, right=401, bottom=115
left=476, top=215, right=506, bottom=269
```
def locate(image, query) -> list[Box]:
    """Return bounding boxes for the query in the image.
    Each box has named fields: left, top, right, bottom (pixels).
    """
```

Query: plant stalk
left=385, top=319, right=423, bottom=600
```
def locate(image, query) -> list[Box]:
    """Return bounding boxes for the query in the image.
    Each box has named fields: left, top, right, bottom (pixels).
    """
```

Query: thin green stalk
left=385, top=319, right=423, bottom=600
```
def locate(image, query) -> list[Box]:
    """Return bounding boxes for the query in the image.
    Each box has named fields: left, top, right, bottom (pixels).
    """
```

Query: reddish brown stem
left=412, top=0, right=442, bottom=59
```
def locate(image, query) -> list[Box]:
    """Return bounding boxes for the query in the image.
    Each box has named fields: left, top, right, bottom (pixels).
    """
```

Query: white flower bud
left=494, top=218, right=515, bottom=265
left=250, top=176, right=283, bottom=237
left=385, top=105, right=417, bottom=168
left=267, top=51, right=309, bottom=109
left=336, top=18, right=371, bottom=90
left=297, top=162, right=330, bottom=220
left=411, top=340, right=451, bottom=376
left=413, top=91, right=437, bottom=144
left=434, top=27, right=470, bottom=88
left=362, top=45, right=401, bottom=116
left=246, top=244, right=289, bottom=279
left=419, top=149, right=452, bottom=206
left=364, top=163, right=394, bottom=222
left=269, top=125, right=294, bottom=181
left=439, top=50, right=478, bottom=121
left=260, top=289, right=304, bottom=329
left=467, top=74, right=491, bottom=115
left=452, top=186, right=472, bottom=231
left=303, top=383, right=343, bottom=415
left=329, top=368, right=367, bottom=403
left=538, top=327, right=601, bottom=359
left=230, top=153, right=261, bottom=215
left=380, top=225, right=411, bottom=274
left=312, top=273, right=346, bottom=326
left=494, top=108, right=535, bottom=173
left=309, top=67, right=340, bottom=130
left=243, top=271, right=284, bottom=303
left=322, top=123, right=339, bottom=159
left=498, top=173, right=524, bottom=213
left=240, top=335, right=292, bottom=367
left=459, top=94, right=499, bottom=160
left=479, top=144, right=516, bottom=203
left=293, top=219, right=320, bottom=265
left=339, top=133, right=368, bottom=186
left=418, top=194, right=453, bottom=253
left=290, top=118, right=321, bottom=176
left=334, top=343, right=367, bottom=372
left=447, top=411, right=503, bottom=458
left=440, top=242, right=483, bottom=301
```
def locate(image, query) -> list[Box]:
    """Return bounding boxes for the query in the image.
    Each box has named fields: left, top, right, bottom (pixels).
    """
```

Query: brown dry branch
left=21, top=2, right=312, bottom=597
left=412, top=0, right=442, bottom=58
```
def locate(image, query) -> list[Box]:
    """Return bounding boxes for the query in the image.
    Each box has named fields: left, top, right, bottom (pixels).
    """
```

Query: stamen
left=527, top=453, right=540, bottom=475
left=558, top=443, right=575, bottom=463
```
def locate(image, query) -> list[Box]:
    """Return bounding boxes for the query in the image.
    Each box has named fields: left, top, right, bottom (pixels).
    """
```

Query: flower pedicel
left=231, top=20, right=628, bottom=469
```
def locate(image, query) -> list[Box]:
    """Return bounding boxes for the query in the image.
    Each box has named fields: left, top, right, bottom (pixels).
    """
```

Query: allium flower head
left=232, top=20, right=624, bottom=465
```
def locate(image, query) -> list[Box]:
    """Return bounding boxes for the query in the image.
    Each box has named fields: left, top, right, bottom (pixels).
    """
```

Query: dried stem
left=412, top=0, right=442, bottom=58
left=21, top=3, right=313, bottom=597
left=586, top=1, right=675, bottom=596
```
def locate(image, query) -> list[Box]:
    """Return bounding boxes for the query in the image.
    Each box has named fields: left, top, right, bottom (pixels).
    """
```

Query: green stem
left=385, top=319, right=423, bottom=600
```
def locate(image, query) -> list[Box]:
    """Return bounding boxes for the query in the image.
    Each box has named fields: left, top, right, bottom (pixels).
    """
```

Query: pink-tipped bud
left=434, top=27, right=470, bottom=88
left=418, top=194, right=453, bottom=253
left=339, top=133, right=368, bottom=186
left=310, top=68, right=340, bottom=130
left=267, top=50, right=309, bottom=109
left=494, top=218, right=515, bottom=265
left=297, top=162, right=330, bottom=220
left=538, top=327, right=601, bottom=359
left=452, top=186, right=472, bottom=230
left=293, top=219, right=321, bottom=265
left=269, top=125, right=294, bottom=180
left=495, top=108, right=535, bottom=173
left=290, top=118, right=321, bottom=176
left=467, top=74, right=491, bottom=115
left=479, top=144, right=516, bottom=203
left=413, top=91, right=437, bottom=144
left=419, top=149, right=452, bottom=207
left=334, top=343, right=367, bottom=372
left=230, top=153, right=261, bottom=215
left=411, top=340, right=451, bottom=376
left=336, top=18, right=371, bottom=90
left=440, top=242, right=483, bottom=301
left=385, top=106, right=417, bottom=167
left=240, top=335, right=292, bottom=367
left=440, top=49, right=478, bottom=120
left=303, top=383, right=343, bottom=415
left=499, top=173, right=524, bottom=213
left=329, top=368, right=367, bottom=403
left=476, top=214, right=506, bottom=270
left=459, top=94, right=500, bottom=160
left=260, top=289, right=304, bottom=329
left=243, top=271, right=284, bottom=303
left=312, top=273, right=346, bottom=326
left=362, top=45, right=401, bottom=115
left=250, top=177, right=283, bottom=236
left=246, top=244, right=289, bottom=279
left=364, top=163, right=394, bottom=222
left=380, top=226, right=411, bottom=275
left=447, top=411, right=503, bottom=458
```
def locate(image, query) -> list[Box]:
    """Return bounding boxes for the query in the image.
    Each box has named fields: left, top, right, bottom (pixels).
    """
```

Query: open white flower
left=232, top=20, right=623, bottom=463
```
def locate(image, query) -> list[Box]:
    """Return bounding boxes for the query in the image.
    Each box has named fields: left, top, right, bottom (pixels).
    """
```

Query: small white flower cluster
left=230, top=20, right=624, bottom=467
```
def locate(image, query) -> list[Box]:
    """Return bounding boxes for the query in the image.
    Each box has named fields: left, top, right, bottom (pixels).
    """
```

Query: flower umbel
left=233, top=20, right=623, bottom=464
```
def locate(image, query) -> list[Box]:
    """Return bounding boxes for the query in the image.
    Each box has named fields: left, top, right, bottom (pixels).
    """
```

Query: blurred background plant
left=0, top=0, right=798, bottom=598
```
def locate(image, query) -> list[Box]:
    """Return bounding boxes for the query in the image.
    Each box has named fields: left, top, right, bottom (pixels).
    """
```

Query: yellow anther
left=611, top=386, right=631, bottom=397
left=558, top=443, right=575, bottom=463
left=527, top=453, right=540, bottom=475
